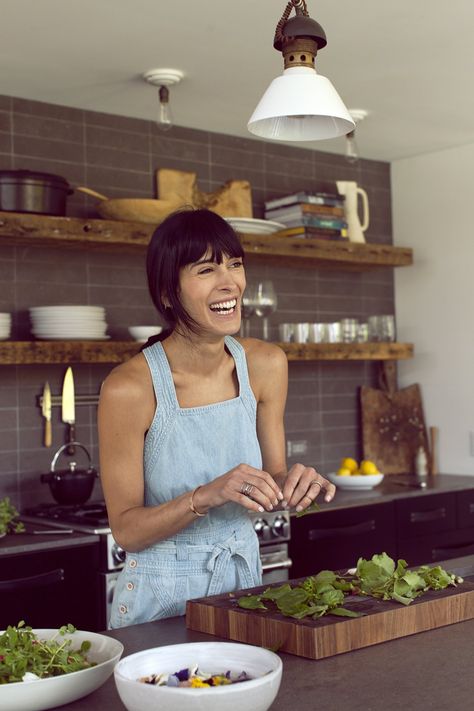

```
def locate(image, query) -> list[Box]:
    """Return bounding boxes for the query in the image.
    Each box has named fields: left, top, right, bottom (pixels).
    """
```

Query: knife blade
left=61, top=366, right=76, bottom=455
left=41, top=381, right=52, bottom=448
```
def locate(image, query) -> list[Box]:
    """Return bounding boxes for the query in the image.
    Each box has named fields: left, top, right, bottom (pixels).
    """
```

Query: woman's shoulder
left=99, top=352, right=152, bottom=408
left=235, top=336, right=287, bottom=373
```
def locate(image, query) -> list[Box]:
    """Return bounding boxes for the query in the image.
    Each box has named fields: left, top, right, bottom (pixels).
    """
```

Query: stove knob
left=112, top=543, right=126, bottom=565
left=254, top=518, right=272, bottom=542
left=272, top=515, right=290, bottom=539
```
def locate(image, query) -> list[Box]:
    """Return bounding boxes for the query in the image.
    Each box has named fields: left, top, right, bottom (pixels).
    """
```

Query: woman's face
left=177, top=250, right=246, bottom=337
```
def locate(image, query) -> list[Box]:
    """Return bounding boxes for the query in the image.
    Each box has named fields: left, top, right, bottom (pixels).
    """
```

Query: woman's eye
left=198, top=267, right=213, bottom=275
left=230, top=260, right=244, bottom=269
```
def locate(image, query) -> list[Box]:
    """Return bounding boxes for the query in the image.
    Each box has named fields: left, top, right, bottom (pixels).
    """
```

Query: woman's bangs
left=179, top=213, right=244, bottom=267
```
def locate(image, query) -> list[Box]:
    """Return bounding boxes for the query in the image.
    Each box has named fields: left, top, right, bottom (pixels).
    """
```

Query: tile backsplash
left=0, top=95, right=394, bottom=510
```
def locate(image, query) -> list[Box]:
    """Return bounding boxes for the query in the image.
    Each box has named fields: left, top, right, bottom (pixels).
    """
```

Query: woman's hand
left=194, top=463, right=284, bottom=514
left=281, top=464, right=336, bottom=512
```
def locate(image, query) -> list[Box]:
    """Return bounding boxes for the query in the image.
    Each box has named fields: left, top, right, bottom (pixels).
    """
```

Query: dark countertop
left=298, top=472, right=474, bottom=516
left=54, top=555, right=474, bottom=711
left=0, top=521, right=99, bottom=556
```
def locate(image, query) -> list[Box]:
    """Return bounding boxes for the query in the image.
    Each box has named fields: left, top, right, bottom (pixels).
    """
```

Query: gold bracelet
left=189, top=485, right=206, bottom=517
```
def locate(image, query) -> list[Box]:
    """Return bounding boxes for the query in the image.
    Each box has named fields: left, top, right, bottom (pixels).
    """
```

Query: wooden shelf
left=0, top=212, right=413, bottom=269
left=0, top=340, right=413, bottom=365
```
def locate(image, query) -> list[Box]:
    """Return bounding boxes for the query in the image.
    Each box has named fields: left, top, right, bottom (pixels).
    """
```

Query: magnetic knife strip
left=37, top=394, right=99, bottom=408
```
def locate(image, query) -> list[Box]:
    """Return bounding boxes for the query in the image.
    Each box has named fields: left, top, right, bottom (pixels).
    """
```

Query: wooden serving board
left=186, top=576, right=474, bottom=660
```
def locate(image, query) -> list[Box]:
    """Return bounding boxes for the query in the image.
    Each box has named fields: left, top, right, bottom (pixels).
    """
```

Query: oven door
left=260, top=543, right=292, bottom=585
left=98, top=570, right=122, bottom=630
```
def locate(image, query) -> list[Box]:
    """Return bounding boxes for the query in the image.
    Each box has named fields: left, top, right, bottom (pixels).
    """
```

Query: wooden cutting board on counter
left=186, top=576, right=474, bottom=660
left=360, top=361, right=430, bottom=474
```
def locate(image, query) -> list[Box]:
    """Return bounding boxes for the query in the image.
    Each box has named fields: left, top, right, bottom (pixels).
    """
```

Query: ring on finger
left=310, top=480, right=322, bottom=489
left=240, top=482, right=254, bottom=497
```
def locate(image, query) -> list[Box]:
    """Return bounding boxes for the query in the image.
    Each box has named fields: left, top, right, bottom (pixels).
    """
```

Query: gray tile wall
left=0, top=96, right=394, bottom=510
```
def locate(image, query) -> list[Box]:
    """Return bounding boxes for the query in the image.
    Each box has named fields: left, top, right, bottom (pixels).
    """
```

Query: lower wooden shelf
left=0, top=340, right=413, bottom=365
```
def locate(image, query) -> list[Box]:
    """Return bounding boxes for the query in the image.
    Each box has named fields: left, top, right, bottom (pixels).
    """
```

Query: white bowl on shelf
left=128, top=326, right=163, bottom=342
left=0, top=628, right=124, bottom=711
left=327, top=472, right=384, bottom=490
left=114, top=641, right=282, bottom=711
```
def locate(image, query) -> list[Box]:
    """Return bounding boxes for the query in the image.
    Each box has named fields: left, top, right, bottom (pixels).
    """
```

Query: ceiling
left=2, top=0, right=473, bottom=163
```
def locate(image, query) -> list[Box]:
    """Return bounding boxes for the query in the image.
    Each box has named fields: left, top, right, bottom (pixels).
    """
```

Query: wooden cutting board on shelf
left=186, top=576, right=474, bottom=660
left=157, top=168, right=253, bottom=218
left=360, top=361, right=430, bottom=474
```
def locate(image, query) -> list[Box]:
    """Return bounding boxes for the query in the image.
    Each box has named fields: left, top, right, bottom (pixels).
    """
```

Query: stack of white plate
left=0, top=312, right=11, bottom=340
left=224, top=217, right=286, bottom=235
left=29, top=305, right=109, bottom=340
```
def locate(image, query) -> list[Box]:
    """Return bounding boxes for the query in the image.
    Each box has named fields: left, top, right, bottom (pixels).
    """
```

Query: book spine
left=264, top=193, right=344, bottom=210
left=266, top=204, right=345, bottom=219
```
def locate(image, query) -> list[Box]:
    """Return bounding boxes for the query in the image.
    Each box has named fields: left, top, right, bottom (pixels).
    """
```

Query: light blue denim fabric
left=109, top=336, right=263, bottom=628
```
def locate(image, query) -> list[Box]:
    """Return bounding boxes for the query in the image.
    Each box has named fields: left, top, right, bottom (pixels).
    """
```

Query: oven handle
left=0, top=568, right=65, bottom=592
left=261, top=557, right=292, bottom=572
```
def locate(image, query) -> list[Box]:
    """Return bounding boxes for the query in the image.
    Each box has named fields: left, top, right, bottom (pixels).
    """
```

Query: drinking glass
left=254, top=280, right=277, bottom=340
left=240, top=284, right=258, bottom=337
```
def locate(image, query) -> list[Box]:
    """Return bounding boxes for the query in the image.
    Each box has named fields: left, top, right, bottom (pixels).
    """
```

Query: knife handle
left=66, top=424, right=76, bottom=455
left=44, top=420, right=52, bottom=448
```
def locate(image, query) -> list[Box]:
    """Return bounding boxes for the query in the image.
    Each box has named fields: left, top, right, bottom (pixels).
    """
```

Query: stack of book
left=264, top=191, right=348, bottom=240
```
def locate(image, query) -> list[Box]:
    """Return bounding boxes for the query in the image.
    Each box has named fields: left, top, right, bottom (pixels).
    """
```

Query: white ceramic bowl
left=1, top=629, right=124, bottom=711
left=327, top=472, right=384, bottom=490
left=114, top=641, right=282, bottom=711
left=128, top=326, right=163, bottom=342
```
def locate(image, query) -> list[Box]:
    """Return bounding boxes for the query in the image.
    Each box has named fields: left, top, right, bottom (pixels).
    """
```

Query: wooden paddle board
left=186, top=576, right=474, bottom=660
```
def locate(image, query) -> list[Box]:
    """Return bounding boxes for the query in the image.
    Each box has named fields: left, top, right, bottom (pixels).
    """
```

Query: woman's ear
left=161, top=293, right=171, bottom=309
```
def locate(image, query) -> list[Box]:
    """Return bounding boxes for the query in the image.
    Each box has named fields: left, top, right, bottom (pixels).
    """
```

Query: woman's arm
left=247, top=339, right=335, bottom=511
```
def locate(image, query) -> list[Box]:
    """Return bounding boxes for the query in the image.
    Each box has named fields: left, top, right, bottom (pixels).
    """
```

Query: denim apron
left=109, top=336, right=263, bottom=628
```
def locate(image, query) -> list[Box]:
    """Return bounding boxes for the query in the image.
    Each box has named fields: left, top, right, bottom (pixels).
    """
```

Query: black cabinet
left=0, top=542, right=100, bottom=631
left=290, top=502, right=397, bottom=578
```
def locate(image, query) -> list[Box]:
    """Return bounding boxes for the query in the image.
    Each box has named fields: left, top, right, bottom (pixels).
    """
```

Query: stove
left=23, top=501, right=111, bottom=534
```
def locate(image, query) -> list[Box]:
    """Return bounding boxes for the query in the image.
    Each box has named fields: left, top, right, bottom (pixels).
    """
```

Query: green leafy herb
left=237, top=552, right=463, bottom=620
left=0, top=621, right=95, bottom=684
left=0, top=498, right=25, bottom=536
left=295, top=501, right=321, bottom=518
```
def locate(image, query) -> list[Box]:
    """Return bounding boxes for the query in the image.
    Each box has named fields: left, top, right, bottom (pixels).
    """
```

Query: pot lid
left=0, top=169, right=70, bottom=189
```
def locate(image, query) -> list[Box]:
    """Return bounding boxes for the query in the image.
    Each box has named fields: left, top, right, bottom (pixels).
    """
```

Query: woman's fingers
left=283, top=464, right=336, bottom=511
left=234, top=464, right=283, bottom=512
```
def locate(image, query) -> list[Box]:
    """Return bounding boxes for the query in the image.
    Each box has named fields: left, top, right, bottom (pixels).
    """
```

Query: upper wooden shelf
left=0, top=341, right=413, bottom=365
left=0, top=212, right=412, bottom=269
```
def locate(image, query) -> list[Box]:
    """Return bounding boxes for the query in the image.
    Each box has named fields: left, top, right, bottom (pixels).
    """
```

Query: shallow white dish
left=327, top=472, right=384, bottom=490
left=128, top=326, right=163, bottom=342
left=224, top=217, right=286, bottom=235
left=0, top=628, right=123, bottom=711
left=114, top=641, right=282, bottom=711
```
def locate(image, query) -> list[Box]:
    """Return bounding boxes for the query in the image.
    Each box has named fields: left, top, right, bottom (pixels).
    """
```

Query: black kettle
left=41, top=442, right=98, bottom=505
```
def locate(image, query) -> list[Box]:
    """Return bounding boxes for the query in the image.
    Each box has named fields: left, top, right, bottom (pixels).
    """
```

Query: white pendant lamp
left=248, top=0, right=354, bottom=142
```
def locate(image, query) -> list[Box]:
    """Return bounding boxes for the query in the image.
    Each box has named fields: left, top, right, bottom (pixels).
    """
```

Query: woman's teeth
left=209, top=298, right=237, bottom=314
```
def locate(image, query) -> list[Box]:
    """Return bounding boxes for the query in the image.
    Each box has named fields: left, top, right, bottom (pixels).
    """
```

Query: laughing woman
left=98, top=208, right=335, bottom=628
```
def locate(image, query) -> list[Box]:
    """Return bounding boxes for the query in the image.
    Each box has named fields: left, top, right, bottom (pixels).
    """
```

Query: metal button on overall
left=119, top=604, right=127, bottom=614
left=126, top=582, right=134, bottom=591
left=129, top=559, right=137, bottom=568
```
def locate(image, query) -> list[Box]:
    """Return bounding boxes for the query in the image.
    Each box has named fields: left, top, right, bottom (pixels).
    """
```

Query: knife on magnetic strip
left=42, top=381, right=52, bottom=447
left=62, top=367, right=76, bottom=455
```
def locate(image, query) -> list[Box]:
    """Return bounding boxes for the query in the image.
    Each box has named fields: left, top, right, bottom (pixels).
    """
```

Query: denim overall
left=109, top=336, right=263, bottom=628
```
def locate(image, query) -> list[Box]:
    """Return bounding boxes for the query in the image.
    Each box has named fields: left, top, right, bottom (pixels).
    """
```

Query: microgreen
left=0, top=621, right=94, bottom=684
left=0, top=498, right=25, bottom=536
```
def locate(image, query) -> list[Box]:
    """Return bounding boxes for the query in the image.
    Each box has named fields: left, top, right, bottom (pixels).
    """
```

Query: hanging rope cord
left=274, top=0, right=309, bottom=46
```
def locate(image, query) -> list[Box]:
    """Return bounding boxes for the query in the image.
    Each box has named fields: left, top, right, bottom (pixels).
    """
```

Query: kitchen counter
left=303, top=472, right=474, bottom=515
left=54, top=555, right=474, bottom=711
left=0, top=521, right=99, bottom=556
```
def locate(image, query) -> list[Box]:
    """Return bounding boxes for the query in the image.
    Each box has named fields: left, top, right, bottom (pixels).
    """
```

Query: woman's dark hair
left=145, top=208, right=244, bottom=342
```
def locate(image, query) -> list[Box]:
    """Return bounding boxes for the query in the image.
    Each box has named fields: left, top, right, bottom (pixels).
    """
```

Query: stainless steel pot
left=41, top=442, right=98, bottom=505
left=0, top=170, right=73, bottom=216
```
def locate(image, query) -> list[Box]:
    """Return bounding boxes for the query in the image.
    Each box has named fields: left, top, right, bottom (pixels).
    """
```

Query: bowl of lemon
left=327, top=458, right=384, bottom=490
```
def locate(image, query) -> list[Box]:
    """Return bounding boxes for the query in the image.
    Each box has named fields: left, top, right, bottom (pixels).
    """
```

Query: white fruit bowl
left=114, top=641, right=282, bottom=711
left=0, top=629, right=124, bottom=711
left=128, top=326, right=162, bottom=342
left=327, top=472, right=384, bottom=490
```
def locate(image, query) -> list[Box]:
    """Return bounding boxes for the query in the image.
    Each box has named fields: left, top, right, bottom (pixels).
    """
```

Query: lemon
left=336, top=467, right=352, bottom=476
left=359, top=460, right=379, bottom=475
left=340, top=457, right=358, bottom=474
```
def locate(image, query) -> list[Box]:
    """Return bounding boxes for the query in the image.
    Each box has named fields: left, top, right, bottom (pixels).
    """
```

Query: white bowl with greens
left=0, top=624, right=123, bottom=711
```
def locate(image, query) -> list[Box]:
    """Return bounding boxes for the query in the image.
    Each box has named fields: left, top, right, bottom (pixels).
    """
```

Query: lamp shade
left=247, top=66, right=354, bottom=141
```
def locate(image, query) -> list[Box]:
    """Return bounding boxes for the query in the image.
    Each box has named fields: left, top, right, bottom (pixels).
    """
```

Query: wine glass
left=241, top=284, right=257, bottom=337
left=255, top=280, right=277, bottom=340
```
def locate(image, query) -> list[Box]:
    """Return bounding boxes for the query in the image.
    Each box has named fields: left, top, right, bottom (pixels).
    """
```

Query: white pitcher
left=336, top=181, right=370, bottom=244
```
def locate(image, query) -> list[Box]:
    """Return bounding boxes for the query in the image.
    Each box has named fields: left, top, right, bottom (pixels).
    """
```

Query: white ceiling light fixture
left=247, top=0, right=354, bottom=142
left=143, top=68, right=184, bottom=132
left=345, top=108, right=369, bottom=163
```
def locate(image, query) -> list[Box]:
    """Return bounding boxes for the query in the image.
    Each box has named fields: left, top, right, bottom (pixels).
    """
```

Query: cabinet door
left=290, top=502, right=397, bottom=578
left=398, top=528, right=474, bottom=566
left=456, top=489, right=474, bottom=529
left=396, top=492, right=456, bottom=539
